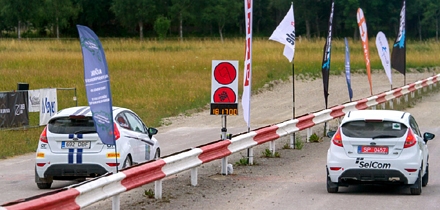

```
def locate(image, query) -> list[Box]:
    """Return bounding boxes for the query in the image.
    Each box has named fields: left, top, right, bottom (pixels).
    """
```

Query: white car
left=326, top=110, right=435, bottom=195
left=35, top=106, right=161, bottom=189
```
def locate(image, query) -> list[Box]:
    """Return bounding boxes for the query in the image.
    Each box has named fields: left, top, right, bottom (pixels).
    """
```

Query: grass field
left=0, top=37, right=439, bottom=158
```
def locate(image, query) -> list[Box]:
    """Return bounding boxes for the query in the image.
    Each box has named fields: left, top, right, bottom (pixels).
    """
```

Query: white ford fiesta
left=35, top=106, right=160, bottom=189
left=326, top=110, right=435, bottom=195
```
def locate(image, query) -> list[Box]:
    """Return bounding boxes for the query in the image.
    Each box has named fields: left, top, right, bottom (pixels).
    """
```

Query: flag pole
left=290, top=1, right=296, bottom=149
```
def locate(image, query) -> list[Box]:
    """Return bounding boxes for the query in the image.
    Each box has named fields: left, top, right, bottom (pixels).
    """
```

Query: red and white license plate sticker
left=358, top=146, right=389, bottom=154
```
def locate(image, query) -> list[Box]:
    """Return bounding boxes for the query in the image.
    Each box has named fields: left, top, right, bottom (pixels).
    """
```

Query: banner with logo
left=391, top=0, right=406, bottom=76
left=28, top=89, right=40, bottom=112
left=376, top=31, right=392, bottom=85
left=321, top=0, right=334, bottom=109
left=344, top=38, right=353, bottom=102
left=357, top=8, right=373, bottom=95
left=242, top=0, right=253, bottom=129
left=77, top=25, right=115, bottom=145
left=0, top=92, right=29, bottom=128
left=39, top=88, right=57, bottom=126
left=269, top=4, right=295, bottom=62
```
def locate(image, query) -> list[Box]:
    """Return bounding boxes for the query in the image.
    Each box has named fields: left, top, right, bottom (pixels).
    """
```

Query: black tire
left=122, top=155, right=132, bottom=169
left=154, top=148, right=160, bottom=160
left=35, top=168, right=52, bottom=189
left=37, top=182, right=52, bottom=189
left=326, top=169, right=338, bottom=193
left=410, top=170, right=422, bottom=195
left=422, top=164, right=429, bottom=187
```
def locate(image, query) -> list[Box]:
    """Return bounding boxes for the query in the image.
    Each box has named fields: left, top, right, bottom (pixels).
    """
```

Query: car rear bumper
left=44, top=164, right=108, bottom=179
left=335, top=168, right=409, bottom=185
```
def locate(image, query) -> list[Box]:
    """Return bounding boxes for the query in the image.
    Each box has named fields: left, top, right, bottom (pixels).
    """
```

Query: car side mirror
left=423, top=132, right=435, bottom=142
left=327, top=130, right=336, bottom=138
left=148, top=127, right=158, bottom=138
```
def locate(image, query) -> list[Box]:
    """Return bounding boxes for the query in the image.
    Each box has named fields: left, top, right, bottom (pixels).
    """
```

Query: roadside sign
left=211, top=60, right=238, bottom=115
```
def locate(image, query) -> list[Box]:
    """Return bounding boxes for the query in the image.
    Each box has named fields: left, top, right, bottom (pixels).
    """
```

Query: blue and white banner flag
left=39, top=88, right=57, bottom=126
left=391, top=0, right=406, bottom=75
left=77, top=25, right=115, bottom=145
left=344, top=38, right=353, bottom=101
left=376, top=31, right=392, bottom=85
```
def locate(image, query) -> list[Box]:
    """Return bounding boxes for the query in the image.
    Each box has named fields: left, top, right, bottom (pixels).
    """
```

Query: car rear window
left=341, top=120, right=408, bottom=138
left=48, top=116, right=96, bottom=134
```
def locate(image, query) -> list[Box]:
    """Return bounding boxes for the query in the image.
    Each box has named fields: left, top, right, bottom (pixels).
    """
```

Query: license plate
left=61, top=141, right=91, bottom=149
left=358, top=146, right=389, bottom=154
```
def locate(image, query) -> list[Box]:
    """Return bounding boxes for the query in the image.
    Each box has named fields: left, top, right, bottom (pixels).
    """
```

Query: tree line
left=0, top=0, right=439, bottom=41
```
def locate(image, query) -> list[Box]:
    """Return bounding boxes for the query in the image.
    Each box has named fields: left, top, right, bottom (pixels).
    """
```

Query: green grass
left=0, top=38, right=439, bottom=159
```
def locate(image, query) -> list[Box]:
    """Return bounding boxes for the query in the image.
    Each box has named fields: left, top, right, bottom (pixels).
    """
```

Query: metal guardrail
left=1, top=74, right=439, bottom=210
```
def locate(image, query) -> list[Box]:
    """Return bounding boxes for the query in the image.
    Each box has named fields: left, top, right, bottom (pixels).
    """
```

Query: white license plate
left=61, top=141, right=91, bottom=149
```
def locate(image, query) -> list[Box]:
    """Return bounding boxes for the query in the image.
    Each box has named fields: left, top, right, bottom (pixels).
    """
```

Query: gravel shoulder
left=86, top=69, right=440, bottom=210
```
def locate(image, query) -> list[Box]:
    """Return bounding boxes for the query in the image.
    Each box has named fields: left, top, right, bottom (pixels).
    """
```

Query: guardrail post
left=306, top=128, right=312, bottom=142
left=155, top=180, right=163, bottom=199
left=248, top=148, right=254, bottom=165
left=270, top=141, right=276, bottom=155
left=112, top=194, right=120, bottom=210
left=191, top=167, right=198, bottom=186
left=389, top=99, right=393, bottom=109
left=290, top=133, right=294, bottom=149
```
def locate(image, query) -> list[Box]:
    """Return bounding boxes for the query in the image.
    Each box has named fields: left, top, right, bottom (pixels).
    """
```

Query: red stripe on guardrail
left=198, top=140, right=232, bottom=163
left=392, top=88, right=402, bottom=98
left=253, top=126, right=279, bottom=144
left=376, top=93, right=387, bottom=104
left=122, top=160, right=167, bottom=190
left=330, top=105, right=345, bottom=118
left=421, top=79, right=428, bottom=87
left=433, top=75, right=438, bottom=83
left=4, top=189, right=80, bottom=210
left=408, top=83, right=416, bottom=92
left=355, top=98, right=368, bottom=110
left=296, top=114, right=315, bottom=131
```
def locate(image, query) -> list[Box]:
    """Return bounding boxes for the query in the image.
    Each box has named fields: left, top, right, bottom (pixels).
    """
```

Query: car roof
left=53, top=106, right=129, bottom=118
left=342, top=110, right=410, bottom=124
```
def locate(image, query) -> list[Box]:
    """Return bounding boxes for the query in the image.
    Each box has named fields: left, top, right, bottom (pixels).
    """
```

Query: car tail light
left=404, top=129, right=417, bottom=148
left=40, top=126, right=48, bottom=143
left=114, top=123, right=120, bottom=140
left=405, top=168, right=418, bottom=172
left=332, top=128, right=343, bottom=147
left=36, top=163, right=46, bottom=167
left=329, top=167, right=342, bottom=171
left=106, top=163, right=120, bottom=167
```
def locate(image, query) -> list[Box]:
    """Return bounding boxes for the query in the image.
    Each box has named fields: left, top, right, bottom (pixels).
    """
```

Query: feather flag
left=269, top=4, right=295, bottom=62
left=391, top=0, right=406, bottom=76
left=321, top=0, right=334, bottom=109
left=357, top=8, right=373, bottom=95
left=77, top=25, right=115, bottom=145
left=344, top=38, right=353, bottom=102
left=242, top=0, right=253, bottom=128
left=376, top=31, right=392, bottom=86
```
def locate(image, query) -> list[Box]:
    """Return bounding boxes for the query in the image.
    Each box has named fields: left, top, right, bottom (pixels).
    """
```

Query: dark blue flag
left=391, top=0, right=406, bottom=75
left=344, top=38, right=353, bottom=101
left=77, top=25, right=115, bottom=145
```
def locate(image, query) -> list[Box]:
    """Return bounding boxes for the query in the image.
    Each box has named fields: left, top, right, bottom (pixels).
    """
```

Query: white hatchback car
left=326, top=110, right=435, bottom=195
left=35, top=106, right=161, bottom=189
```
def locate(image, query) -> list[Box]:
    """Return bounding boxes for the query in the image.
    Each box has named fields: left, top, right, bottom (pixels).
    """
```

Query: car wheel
left=326, top=169, right=338, bottom=193
left=422, top=163, right=429, bottom=187
left=122, top=155, right=132, bottom=169
left=410, top=170, right=422, bottom=195
left=35, top=168, right=52, bottom=189
left=154, top=148, right=160, bottom=160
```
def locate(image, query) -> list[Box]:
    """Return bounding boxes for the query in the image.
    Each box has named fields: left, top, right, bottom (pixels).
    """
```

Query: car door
left=124, top=112, right=153, bottom=162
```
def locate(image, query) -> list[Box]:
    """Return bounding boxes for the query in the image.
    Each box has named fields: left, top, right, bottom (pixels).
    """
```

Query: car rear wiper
left=372, top=135, right=398, bottom=139
left=74, top=130, right=96, bottom=134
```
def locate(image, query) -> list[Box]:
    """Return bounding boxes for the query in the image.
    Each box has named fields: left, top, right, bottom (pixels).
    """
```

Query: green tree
left=202, top=0, right=241, bottom=42
left=154, top=15, right=171, bottom=40
left=170, top=0, right=192, bottom=40
left=0, top=0, right=39, bottom=38
left=41, top=0, right=79, bottom=38
left=111, top=0, right=156, bottom=40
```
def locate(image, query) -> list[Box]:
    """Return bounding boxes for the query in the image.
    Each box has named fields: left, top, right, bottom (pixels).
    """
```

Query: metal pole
left=291, top=62, right=296, bottom=148
left=221, top=115, right=228, bottom=175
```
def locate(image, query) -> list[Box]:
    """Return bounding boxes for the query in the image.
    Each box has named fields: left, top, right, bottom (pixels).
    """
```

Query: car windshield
left=341, top=120, right=408, bottom=138
left=48, top=116, right=96, bottom=134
